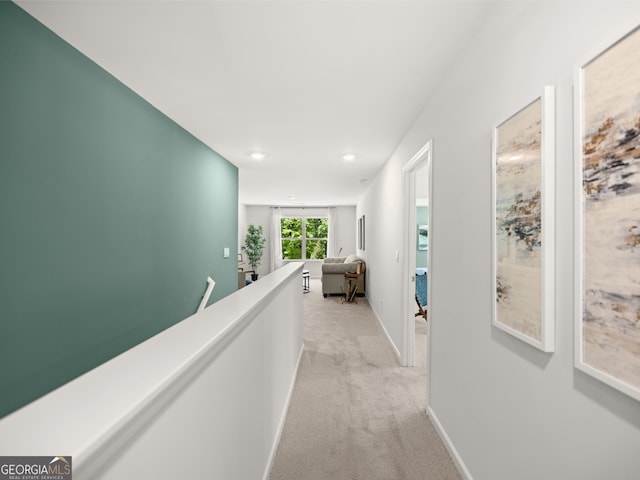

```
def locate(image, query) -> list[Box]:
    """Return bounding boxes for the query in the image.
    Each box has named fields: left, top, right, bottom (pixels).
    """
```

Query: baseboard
left=366, top=293, right=402, bottom=363
left=427, top=406, right=474, bottom=480
left=263, top=342, right=305, bottom=480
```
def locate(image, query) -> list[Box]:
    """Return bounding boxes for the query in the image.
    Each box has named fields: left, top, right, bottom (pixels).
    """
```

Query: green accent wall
left=0, top=3, right=238, bottom=418
left=417, top=206, right=429, bottom=268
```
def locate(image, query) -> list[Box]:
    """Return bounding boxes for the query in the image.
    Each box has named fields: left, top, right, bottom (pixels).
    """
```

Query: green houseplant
left=242, top=224, right=266, bottom=281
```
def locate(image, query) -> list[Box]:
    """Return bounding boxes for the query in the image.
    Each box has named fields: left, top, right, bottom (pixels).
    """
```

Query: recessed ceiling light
left=358, top=178, right=368, bottom=184
left=342, top=153, right=356, bottom=161
left=289, top=195, right=296, bottom=200
left=251, top=151, right=266, bottom=160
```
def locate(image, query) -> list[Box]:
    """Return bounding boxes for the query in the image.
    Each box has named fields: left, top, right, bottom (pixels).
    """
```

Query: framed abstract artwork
left=417, top=224, right=428, bottom=251
left=492, top=86, right=555, bottom=352
left=575, top=25, right=640, bottom=401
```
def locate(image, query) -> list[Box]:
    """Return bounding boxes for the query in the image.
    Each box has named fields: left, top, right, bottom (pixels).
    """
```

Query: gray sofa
left=321, top=254, right=366, bottom=297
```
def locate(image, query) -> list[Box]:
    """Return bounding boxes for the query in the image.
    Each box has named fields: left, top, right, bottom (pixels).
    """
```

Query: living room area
left=239, top=205, right=359, bottom=281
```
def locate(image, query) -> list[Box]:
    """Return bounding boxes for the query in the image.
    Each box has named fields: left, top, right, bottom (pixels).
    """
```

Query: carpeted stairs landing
left=269, top=279, right=461, bottom=480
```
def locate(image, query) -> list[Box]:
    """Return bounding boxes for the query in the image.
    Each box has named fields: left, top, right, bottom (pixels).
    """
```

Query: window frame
left=280, top=215, right=328, bottom=261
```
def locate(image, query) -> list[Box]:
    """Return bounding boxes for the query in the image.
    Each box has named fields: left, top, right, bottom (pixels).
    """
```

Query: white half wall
left=359, top=2, right=640, bottom=479
left=0, top=263, right=305, bottom=480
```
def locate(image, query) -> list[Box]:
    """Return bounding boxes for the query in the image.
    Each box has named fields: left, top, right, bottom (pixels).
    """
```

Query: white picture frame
left=492, top=86, right=555, bottom=352
left=417, top=224, right=428, bottom=251
left=574, top=25, right=640, bottom=402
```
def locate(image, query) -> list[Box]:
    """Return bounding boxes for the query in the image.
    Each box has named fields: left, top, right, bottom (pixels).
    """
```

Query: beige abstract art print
left=576, top=26, right=640, bottom=401
left=493, top=88, right=555, bottom=352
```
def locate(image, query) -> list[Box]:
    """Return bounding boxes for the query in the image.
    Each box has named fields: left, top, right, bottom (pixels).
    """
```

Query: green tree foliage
left=282, top=239, right=302, bottom=259
left=307, top=240, right=327, bottom=259
left=280, top=217, right=328, bottom=260
left=305, top=218, right=328, bottom=238
left=281, top=218, right=302, bottom=239
left=281, top=217, right=302, bottom=259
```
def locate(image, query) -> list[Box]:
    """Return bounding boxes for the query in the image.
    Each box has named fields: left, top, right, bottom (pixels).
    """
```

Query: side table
left=342, top=272, right=360, bottom=304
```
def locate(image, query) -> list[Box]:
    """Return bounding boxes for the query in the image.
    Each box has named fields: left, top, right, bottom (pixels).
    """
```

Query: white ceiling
left=17, top=0, right=494, bottom=206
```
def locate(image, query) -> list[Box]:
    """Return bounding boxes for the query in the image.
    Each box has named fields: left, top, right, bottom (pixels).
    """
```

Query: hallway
left=269, top=279, right=460, bottom=480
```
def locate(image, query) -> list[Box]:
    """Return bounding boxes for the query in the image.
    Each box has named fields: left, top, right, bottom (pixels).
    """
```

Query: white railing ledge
left=0, top=262, right=304, bottom=478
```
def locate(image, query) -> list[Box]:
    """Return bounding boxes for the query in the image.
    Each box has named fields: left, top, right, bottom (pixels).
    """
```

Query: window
left=281, top=217, right=328, bottom=260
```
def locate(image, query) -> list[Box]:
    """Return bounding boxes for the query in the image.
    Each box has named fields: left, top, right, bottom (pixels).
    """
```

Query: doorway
left=401, top=141, right=433, bottom=408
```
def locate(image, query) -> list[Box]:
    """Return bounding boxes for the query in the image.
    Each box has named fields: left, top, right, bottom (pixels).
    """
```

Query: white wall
left=245, top=205, right=356, bottom=278
left=238, top=202, right=248, bottom=256
left=359, top=2, right=640, bottom=479
left=333, top=206, right=357, bottom=258
left=358, top=146, right=406, bottom=354
left=244, top=205, right=272, bottom=277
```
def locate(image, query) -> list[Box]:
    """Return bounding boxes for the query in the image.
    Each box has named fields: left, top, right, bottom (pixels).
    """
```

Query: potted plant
left=242, top=224, right=266, bottom=281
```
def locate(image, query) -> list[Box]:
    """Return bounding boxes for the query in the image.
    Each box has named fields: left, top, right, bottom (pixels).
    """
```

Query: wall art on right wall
left=575, top=24, right=640, bottom=401
left=492, top=86, right=555, bottom=352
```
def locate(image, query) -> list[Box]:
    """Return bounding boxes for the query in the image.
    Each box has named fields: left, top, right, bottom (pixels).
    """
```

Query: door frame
left=401, top=140, right=433, bottom=402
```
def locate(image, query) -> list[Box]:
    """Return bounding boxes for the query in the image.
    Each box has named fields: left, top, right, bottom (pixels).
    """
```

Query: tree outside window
left=281, top=217, right=328, bottom=260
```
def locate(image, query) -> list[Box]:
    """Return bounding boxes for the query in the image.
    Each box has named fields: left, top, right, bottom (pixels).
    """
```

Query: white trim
left=574, top=36, right=585, bottom=400
left=402, top=168, right=417, bottom=367
left=541, top=85, right=556, bottom=351
left=426, top=153, right=433, bottom=404
left=402, top=141, right=432, bottom=174
left=401, top=141, right=432, bottom=370
left=367, top=292, right=402, bottom=362
left=491, top=87, right=555, bottom=352
left=428, top=406, right=474, bottom=480
left=573, top=25, right=640, bottom=402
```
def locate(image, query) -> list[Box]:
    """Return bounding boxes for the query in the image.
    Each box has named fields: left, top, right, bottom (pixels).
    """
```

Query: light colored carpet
left=269, top=279, right=461, bottom=480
